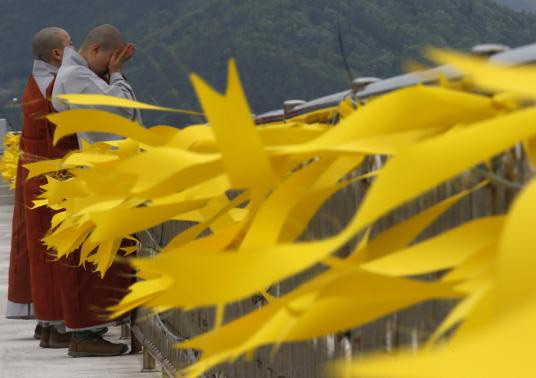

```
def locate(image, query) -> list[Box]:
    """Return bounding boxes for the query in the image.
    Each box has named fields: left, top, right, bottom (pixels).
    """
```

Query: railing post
left=283, top=99, right=306, bottom=118
left=351, top=77, right=381, bottom=95
left=131, top=333, right=142, bottom=354
left=471, top=43, right=510, bottom=57
left=120, top=323, right=131, bottom=339
left=142, top=347, right=157, bottom=372
left=130, top=309, right=143, bottom=354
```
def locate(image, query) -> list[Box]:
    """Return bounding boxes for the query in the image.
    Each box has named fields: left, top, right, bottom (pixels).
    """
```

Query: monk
left=8, top=27, right=73, bottom=348
left=51, top=24, right=138, bottom=357
left=53, top=24, right=141, bottom=141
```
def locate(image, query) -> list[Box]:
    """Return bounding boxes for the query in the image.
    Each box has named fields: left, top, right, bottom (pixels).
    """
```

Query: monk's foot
left=68, top=331, right=128, bottom=357
left=95, top=327, right=108, bottom=336
left=39, top=326, right=51, bottom=348
left=49, top=326, right=71, bottom=348
left=33, top=324, right=42, bottom=340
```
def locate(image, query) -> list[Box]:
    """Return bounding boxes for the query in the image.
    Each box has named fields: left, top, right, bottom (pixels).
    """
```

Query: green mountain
left=1, top=0, right=536, bottom=129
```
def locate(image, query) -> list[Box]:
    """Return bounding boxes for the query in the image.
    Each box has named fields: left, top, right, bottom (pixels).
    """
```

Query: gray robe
left=52, top=47, right=142, bottom=143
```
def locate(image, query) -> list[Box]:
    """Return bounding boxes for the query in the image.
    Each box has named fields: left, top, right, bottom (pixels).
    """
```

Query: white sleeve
left=52, top=68, right=143, bottom=144
left=77, top=71, right=137, bottom=121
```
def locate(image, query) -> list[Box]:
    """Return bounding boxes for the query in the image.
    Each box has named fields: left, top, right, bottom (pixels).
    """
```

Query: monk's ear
left=91, top=44, right=100, bottom=55
left=51, top=48, right=62, bottom=61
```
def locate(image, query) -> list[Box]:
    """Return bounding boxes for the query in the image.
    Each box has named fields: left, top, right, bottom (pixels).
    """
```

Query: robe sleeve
left=55, top=68, right=142, bottom=143
left=77, top=71, right=137, bottom=121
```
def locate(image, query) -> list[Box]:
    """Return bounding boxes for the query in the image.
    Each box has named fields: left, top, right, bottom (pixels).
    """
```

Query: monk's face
left=90, top=43, right=125, bottom=76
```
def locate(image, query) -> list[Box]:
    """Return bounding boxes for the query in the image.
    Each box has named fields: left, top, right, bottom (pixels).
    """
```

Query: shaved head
left=80, top=24, right=125, bottom=52
left=32, top=27, right=70, bottom=63
left=79, top=24, right=133, bottom=76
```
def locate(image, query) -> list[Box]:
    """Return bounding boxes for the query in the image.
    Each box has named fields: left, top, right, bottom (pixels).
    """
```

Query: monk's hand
left=109, top=43, right=136, bottom=73
left=123, top=43, right=136, bottom=60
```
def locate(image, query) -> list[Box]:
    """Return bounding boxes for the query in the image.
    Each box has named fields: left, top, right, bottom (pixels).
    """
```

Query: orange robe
left=21, top=74, right=131, bottom=329
left=6, top=141, right=33, bottom=319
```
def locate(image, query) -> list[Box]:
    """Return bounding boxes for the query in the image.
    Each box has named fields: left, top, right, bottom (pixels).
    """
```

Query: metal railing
left=130, top=42, right=536, bottom=376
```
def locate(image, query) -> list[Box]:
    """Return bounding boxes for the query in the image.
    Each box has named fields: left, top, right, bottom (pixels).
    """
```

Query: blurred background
left=0, top=0, right=534, bottom=128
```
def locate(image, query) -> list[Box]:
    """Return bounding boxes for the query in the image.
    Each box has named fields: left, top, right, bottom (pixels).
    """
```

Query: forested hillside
left=1, top=0, right=536, bottom=128
left=494, top=0, right=536, bottom=12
